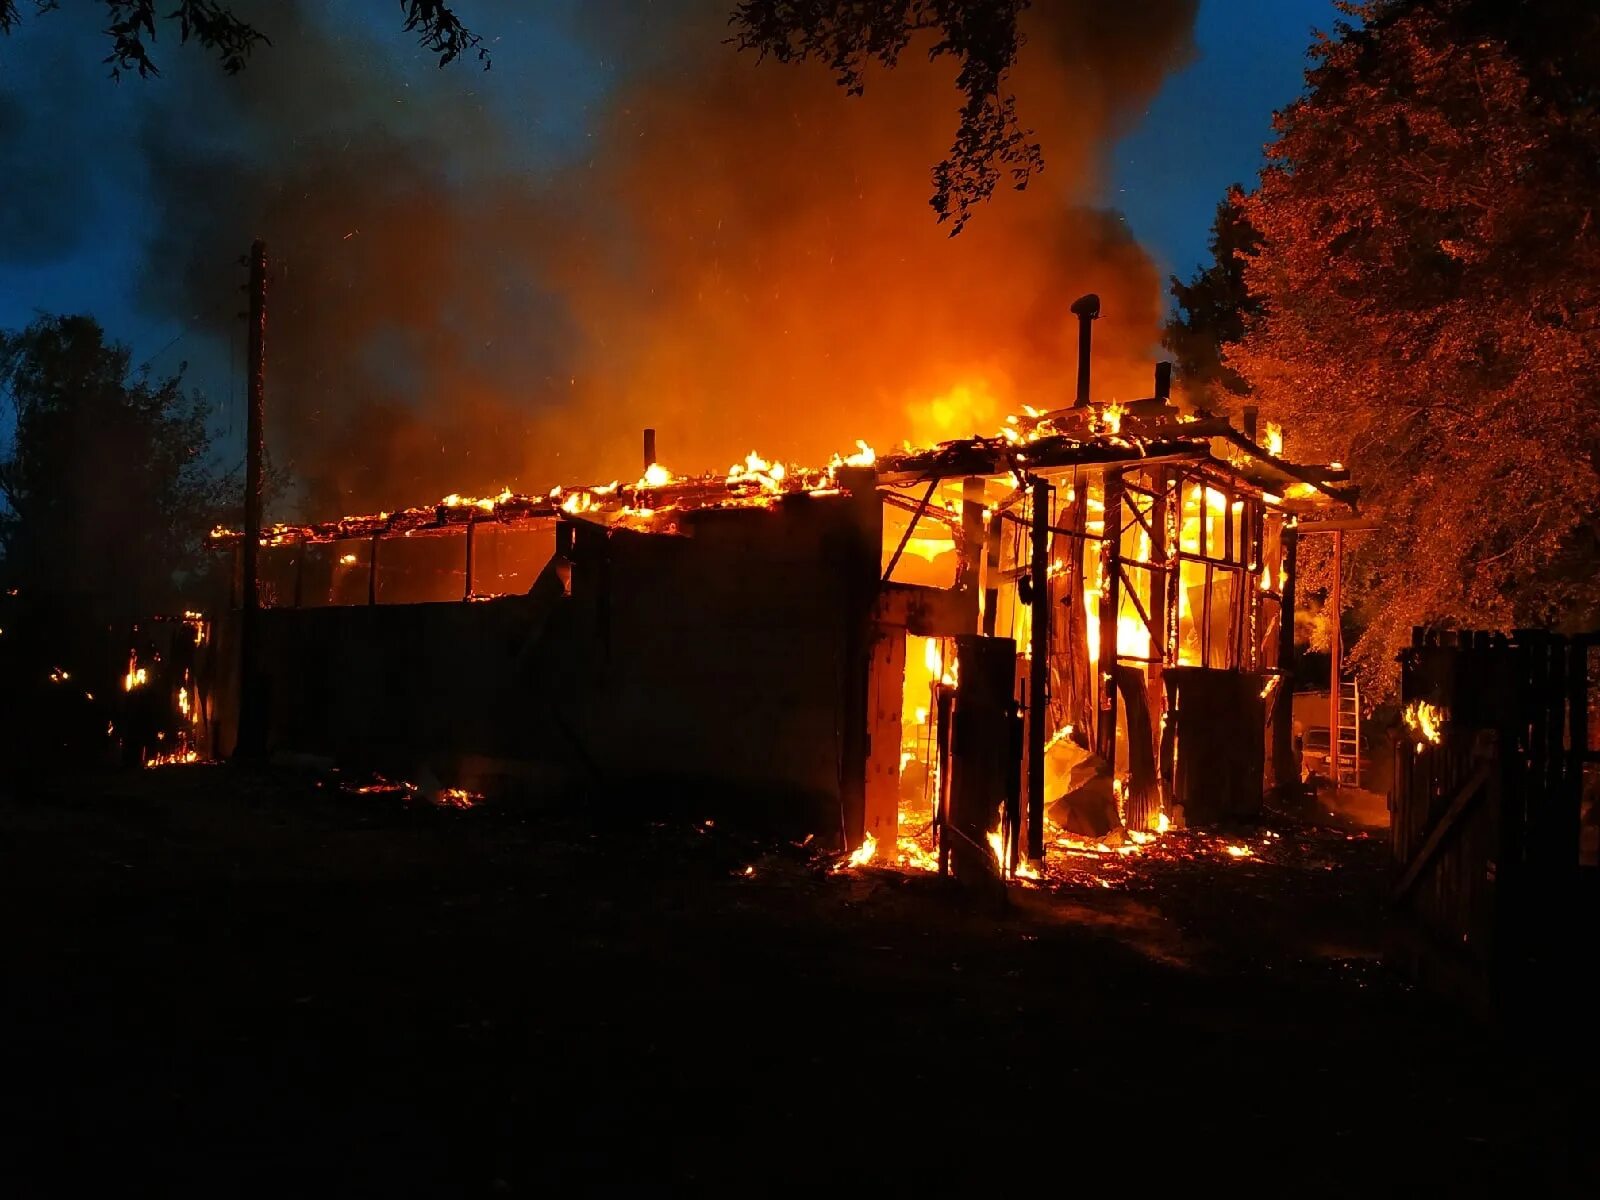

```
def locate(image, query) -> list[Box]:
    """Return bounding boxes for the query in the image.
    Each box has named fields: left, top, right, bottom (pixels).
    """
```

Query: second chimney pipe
left=643, top=427, right=657, bottom=469
left=1155, top=361, right=1173, bottom=402
left=1070, top=294, right=1101, bottom=407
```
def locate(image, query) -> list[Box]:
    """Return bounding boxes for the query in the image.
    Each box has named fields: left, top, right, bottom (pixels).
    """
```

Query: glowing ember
left=437, top=787, right=482, bottom=809
left=48, top=667, right=70, bottom=683
left=144, top=749, right=200, bottom=768
left=122, top=654, right=148, bottom=692
left=1223, top=844, right=1253, bottom=859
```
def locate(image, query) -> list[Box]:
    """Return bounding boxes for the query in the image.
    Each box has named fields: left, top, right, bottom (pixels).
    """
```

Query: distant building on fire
left=203, top=305, right=1352, bottom=877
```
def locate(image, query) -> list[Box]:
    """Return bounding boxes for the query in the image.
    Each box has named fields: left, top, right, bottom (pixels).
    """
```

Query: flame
left=144, top=749, right=200, bottom=768
left=1403, top=699, right=1445, bottom=746
left=640, top=462, right=672, bottom=488
left=122, top=654, right=148, bottom=692
left=437, top=787, right=481, bottom=809
left=726, top=451, right=788, bottom=494
left=922, top=636, right=958, bottom=687
left=831, top=440, right=876, bottom=470
left=1099, top=403, right=1126, bottom=436
left=1223, top=844, right=1253, bottom=859
left=1264, top=422, right=1284, bottom=457
left=844, top=832, right=878, bottom=868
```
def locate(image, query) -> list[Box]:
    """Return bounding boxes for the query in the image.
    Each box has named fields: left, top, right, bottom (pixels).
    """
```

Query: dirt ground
left=0, top=765, right=1593, bottom=1196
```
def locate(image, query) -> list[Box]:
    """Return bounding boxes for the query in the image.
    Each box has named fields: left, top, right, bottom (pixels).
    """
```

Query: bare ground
left=0, top=765, right=1592, bottom=1196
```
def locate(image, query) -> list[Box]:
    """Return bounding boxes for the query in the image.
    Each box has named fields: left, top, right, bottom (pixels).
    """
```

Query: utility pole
left=234, top=240, right=267, bottom=760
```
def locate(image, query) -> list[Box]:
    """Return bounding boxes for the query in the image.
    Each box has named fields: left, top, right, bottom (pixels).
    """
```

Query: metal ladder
left=1335, top=678, right=1361, bottom=786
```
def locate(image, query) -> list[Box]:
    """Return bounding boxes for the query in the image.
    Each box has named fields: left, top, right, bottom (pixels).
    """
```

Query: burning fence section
left=205, top=309, right=1351, bottom=872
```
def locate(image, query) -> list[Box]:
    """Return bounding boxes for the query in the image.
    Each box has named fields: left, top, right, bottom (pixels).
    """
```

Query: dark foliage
left=1163, top=188, right=1261, bottom=413
left=0, top=0, right=485, bottom=77
left=0, top=314, right=226, bottom=620
left=730, top=0, right=1040, bottom=232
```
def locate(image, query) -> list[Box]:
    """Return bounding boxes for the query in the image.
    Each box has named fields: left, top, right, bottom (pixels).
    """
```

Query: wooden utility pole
left=234, top=240, right=267, bottom=760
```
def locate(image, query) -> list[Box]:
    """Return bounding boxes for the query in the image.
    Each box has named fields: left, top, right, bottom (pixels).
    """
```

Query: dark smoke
left=132, top=0, right=1198, bottom=515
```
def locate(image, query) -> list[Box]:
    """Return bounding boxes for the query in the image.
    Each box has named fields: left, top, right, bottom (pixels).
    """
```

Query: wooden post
left=292, top=536, right=306, bottom=609
left=368, top=536, right=379, bottom=606
left=1271, top=523, right=1299, bottom=792
left=464, top=522, right=476, bottom=601
left=1097, top=469, right=1124, bottom=767
left=982, top=511, right=1004, bottom=637
left=1149, top=470, right=1170, bottom=816
left=960, top=478, right=985, bottom=630
left=234, top=239, right=268, bottom=760
left=1027, top=476, right=1050, bottom=860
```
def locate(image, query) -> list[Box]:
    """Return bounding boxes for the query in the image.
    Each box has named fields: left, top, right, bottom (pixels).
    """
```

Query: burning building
left=202, top=301, right=1351, bottom=877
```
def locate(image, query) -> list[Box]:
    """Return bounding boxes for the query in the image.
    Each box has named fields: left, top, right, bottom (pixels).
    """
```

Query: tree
left=0, top=315, right=226, bottom=621
left=0, top=1, right=485, bottom=77
left=1228, top=0, right=1600, bottom=696
left=731, top=1, right=1038, bottom=232
left=1164, top=188, right=1261, bottom=414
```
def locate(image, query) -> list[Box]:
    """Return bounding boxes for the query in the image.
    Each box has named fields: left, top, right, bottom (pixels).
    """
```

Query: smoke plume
left=134, top=0, right=1198, bottom=515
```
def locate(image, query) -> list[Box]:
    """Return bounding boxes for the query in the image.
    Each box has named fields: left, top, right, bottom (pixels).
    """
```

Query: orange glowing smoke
left=148, top=4, right=1197, bottom=513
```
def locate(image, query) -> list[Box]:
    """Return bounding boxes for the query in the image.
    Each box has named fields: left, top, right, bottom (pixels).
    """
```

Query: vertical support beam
left=368, top=536, right=380, bottom=607
left=981, top=511, right=1004, bottom=637
left=1149, top=470, right=1170, bottom=814
left=234, top=239, right=268, bottom=761
left=960, top=477, right=985, bottom=631
left=464, top=522, right=476, bottom=601
left=292, top=536, right=306, bottom=609
left=836, top=466, right=883, bottom=852
left=1097, top=468, right=1124, bottom=768
left=1027, top=476, right=1050, bottom=860
left=863, top=625, right=907, bottom=855
left=1329, top=528, right=1344, bottom=791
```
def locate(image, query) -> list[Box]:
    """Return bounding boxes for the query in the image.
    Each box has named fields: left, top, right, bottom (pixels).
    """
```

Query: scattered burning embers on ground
left=335, top=773, right=484, bottom=810
left=829, top=818, right=1360, bottom=894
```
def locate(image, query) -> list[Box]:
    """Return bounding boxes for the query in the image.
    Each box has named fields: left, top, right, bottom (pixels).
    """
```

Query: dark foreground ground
left=1, top=767, right=1593, bottom=1196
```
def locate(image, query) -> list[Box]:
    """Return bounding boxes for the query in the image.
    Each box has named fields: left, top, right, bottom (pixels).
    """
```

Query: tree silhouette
left=0, top=314, right=226, bottom=621
left=0, top=1, right=485, bottom=78
left=1164, top=188, right=1261, bottom=414
left=731, top=1, right=1039, bottom=232
left=1229, top=0, right=1600, bottom=694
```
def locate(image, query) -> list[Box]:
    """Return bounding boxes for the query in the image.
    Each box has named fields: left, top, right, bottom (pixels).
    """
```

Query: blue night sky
left=0, top=0, right=1341, bottom=480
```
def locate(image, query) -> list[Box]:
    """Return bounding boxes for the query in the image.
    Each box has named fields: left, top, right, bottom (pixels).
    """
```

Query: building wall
left=238, top=486, right=879, bottom=837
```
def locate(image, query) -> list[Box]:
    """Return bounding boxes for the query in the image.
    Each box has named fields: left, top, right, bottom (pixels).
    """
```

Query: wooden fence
left=1391, top=628, right=1598, bottom=1014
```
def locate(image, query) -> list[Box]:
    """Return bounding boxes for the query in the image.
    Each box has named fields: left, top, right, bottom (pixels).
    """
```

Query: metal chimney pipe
left=1070, top=294, right=1101, bottom=408
left=1154, top=361, right=1173, bottom=403
left=643, top=427, right=657, bottom=469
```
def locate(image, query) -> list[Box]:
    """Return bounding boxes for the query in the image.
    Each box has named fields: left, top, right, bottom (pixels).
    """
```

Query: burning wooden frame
left=205, top=318, right=1353, bottom=878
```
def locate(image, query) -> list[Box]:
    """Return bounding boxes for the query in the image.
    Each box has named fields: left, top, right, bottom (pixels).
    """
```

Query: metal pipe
left=1154, top=361, right=1172, bottom=402
left=1070, top=293, right=1100, bottom=408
